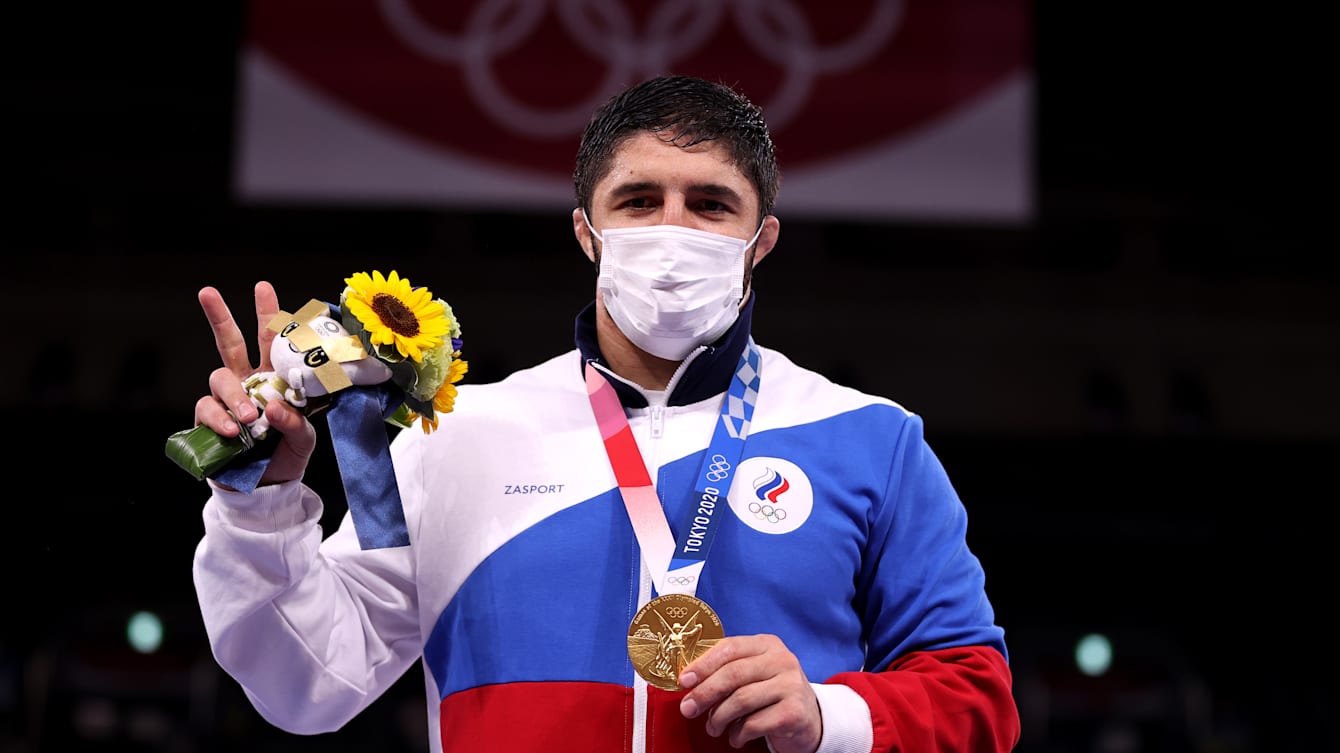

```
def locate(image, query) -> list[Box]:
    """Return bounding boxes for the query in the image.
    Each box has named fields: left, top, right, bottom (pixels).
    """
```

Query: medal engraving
left=627, top=593, right=724, bottom=691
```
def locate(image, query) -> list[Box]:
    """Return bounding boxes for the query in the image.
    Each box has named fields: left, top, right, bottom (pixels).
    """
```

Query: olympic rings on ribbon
left=705, top=454, right=732, bottom=482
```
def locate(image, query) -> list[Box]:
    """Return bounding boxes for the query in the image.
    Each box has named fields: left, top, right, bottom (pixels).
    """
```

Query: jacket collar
left=574, top=294, right=756, bottom=409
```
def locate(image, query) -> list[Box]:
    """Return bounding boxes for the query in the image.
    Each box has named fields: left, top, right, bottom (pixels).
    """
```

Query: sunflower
left=409, top=354, right=469, bottom=434
left=342, top=270, right=450, bottom=363
left=435, top=355, right=469, bottom=412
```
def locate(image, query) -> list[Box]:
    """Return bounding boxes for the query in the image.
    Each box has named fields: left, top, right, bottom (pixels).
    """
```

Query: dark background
left=5, top=3, right=1332, bottom=752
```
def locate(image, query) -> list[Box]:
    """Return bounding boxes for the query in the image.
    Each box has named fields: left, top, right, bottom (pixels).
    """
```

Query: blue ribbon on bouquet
left=212, top=379, right=410, bottom=549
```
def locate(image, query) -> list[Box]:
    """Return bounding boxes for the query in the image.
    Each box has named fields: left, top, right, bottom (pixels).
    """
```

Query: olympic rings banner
left=235, top=0, right=1032, bottom=222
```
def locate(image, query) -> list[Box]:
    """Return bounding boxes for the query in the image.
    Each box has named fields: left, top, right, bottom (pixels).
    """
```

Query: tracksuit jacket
left=193, top=295, right=1021, bottom=753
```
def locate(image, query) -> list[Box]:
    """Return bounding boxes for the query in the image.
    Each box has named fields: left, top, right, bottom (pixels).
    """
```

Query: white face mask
left=586, top=213, right=763, bottom=361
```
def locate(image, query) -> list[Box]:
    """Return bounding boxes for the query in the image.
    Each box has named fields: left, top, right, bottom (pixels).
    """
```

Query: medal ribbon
left=585, top=340, right=761, bottom=597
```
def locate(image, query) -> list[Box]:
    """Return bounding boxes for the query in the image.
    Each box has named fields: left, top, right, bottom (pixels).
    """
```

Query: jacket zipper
left=650, top=404, right=665, bottom=439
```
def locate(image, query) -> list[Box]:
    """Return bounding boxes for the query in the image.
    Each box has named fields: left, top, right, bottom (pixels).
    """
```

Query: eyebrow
left=607, top=181, right=746, bottom=205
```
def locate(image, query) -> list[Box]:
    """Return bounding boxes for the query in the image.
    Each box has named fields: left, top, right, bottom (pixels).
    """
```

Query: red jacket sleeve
left=827, top=645, right=1020, bottom=753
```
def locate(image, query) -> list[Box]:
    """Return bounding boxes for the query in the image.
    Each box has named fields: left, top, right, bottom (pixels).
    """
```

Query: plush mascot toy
left=166, top=270, right=467, bottom=549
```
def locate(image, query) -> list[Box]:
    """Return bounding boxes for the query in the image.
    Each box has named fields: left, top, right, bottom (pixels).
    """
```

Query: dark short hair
left=573, top=75, right=780, bottom=223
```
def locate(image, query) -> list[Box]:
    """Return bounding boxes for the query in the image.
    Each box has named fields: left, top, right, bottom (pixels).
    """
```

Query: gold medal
left=627, top=593, right=724, bottom=691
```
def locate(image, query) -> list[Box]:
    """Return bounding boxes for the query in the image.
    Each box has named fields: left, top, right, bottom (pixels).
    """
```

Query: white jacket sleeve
left=192, top=477, right=421, bottom=734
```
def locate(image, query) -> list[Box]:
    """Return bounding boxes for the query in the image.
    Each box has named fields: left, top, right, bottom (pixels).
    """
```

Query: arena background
left=5, top=2, right=1330, bottom=752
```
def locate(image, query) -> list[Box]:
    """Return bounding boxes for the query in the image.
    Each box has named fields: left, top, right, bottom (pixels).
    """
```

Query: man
left=189, top=75, right=1020, bottom=753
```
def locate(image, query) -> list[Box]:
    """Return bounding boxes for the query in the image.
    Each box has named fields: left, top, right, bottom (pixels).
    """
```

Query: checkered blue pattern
left=722, top=339, right=762, bottom=439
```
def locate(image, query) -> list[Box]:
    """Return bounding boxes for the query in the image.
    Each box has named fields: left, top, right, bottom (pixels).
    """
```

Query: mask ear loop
left=744, top=221, right=765, bottom=251
left=581, top=210, right=607, bottom=276
left=582, top=210, right=604, bottom=243
left=737, top=221, right=768, bottom=308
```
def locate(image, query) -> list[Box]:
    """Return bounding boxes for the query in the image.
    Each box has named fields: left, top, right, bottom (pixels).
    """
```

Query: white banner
left=235, top=0, right=1033, bottom=222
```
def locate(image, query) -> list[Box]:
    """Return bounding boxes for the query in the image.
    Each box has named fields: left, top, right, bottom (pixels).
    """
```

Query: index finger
left=680, top=635, right=769, bottom=686
left=198, top=285, right=253, bottom=375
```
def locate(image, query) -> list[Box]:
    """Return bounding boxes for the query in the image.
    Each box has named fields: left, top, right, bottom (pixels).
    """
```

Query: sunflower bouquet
left=166, top=269, right=467, bottom=480
left=165, top=270, right=467, bottom=549
left=341, top=269, right=468, bottom=434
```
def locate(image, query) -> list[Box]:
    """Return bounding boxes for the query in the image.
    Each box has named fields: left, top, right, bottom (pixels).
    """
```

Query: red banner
left=235, top=0, right=1032, bottom=221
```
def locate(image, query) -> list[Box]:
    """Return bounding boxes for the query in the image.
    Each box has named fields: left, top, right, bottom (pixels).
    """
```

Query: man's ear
left=572, top=207, right=596, bottom=263
left=751, top=214, right=781, bottom=267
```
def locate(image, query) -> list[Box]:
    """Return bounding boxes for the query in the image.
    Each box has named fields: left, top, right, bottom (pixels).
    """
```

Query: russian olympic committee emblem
left=727, top=456, right=812, bottom=535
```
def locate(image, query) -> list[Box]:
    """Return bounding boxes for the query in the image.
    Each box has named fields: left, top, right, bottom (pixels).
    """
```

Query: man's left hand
left=678, top=634, right=821, bottom=753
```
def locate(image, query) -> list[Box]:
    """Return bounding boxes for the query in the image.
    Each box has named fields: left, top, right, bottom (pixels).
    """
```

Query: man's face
left=583, top=131, right=763, bottom=251
left=570, top=129, right=781, bottom=356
